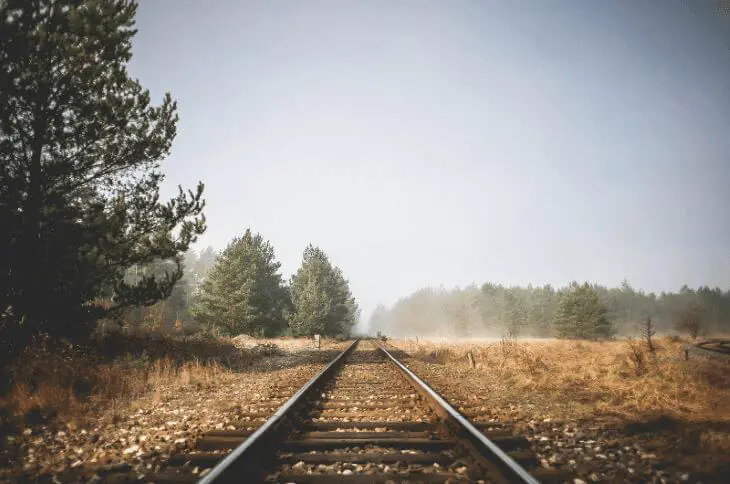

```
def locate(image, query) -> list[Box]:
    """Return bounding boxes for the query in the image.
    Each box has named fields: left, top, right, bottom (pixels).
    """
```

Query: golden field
left=389, top=336, right=730, bottom=421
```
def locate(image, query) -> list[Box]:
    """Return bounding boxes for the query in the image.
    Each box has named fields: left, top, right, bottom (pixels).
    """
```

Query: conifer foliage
left=0, top=0, right=205, bottom=344
left=288, top=245, right=358, bottom=337
left=193, top=230, right=289, bottom=336
left=553, top=282, right=614, bottom=339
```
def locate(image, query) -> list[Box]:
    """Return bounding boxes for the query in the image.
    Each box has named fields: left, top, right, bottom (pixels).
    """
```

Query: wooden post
left=314, top=334, right=321, bottom=349
left=467, top=350, right=476, bottom=369
left=684, top=346, right=689, bottom=361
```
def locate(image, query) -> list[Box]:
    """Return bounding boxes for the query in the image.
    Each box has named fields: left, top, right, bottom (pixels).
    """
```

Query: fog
left=127, top=1, right=730, bottom=333
left=364, top=283, right=730, bottom=339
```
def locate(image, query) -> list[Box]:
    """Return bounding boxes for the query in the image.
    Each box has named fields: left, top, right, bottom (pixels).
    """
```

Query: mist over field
left=364, top=283, right=730, bottom=340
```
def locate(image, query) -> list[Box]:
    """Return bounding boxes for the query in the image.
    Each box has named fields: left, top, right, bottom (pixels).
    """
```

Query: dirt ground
left=4, top=336, right=729, bottom=483
left=387, top=337, right=730, bottom=483
left=0, top=338, right=348, bottom=483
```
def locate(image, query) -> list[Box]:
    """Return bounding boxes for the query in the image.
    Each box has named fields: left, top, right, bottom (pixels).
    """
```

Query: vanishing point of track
left=148, top=340, right=569, bottom=483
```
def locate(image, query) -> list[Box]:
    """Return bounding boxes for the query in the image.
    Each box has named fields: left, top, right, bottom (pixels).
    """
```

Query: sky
left=127, top=0, right=730, bottom=327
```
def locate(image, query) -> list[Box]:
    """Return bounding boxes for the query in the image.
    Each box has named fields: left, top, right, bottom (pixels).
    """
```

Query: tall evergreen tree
left=0, top=0, right=205, bottom=344
left=192, top=230, right=289, bottom=336
left=288, top=245, right=358, bottom=337
left=553, top=282, right=614, bottom=340
left=368, top=304, right=389, bottom=335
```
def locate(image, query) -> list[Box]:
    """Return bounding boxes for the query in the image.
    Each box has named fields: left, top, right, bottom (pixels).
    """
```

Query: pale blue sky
left=128, top=1, right=730, bottom=323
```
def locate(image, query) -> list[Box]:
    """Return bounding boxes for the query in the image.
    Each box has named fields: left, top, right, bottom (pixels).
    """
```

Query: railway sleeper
left=277, top=449, right=538, bottom=467
left=309, top=412, right=433, bottom=419
left=298, top=431, right=436, bottom=439
left=301, top=421, right=435, bottom=431
left=268, top=472, right=470, bottom=483
left=278, top=451, right=456, bottom=466
left=281, top=438, right=458, bottom=452
left=315, top=401, right=419, bottom=409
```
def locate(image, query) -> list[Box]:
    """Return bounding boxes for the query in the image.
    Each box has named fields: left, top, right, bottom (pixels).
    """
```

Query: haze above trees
left=1, top=1, right=724, bottom=349
left=368, top=281, right=730, bottom=340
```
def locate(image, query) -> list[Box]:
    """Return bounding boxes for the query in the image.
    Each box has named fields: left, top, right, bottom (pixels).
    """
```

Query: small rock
left=342, top=469, right=353, bottom=475
left=123, top=444, right=139, bottom=455
left=573, top=479, right=587, bottom=484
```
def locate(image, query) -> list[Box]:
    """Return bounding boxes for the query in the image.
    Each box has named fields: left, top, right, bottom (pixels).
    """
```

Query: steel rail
left=692, top=339, right=730, bottom=358
left=198, top=338, right=360, bottom=484
left=375, top=341, right=541, bottom=484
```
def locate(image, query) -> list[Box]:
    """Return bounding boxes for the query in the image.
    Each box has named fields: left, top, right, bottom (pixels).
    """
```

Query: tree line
left=119, top=235, right=360, bottom=338
left=0, top=1, right=360, bottom=351
left=192, top=231, right=358, bottom=337
left=368, top=280, right=730, bottom=340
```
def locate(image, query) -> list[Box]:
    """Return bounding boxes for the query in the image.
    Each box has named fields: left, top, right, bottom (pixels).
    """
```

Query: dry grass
left=393, top=336, right=730, bottom=421
left=0, top=329, right=286, bottom=431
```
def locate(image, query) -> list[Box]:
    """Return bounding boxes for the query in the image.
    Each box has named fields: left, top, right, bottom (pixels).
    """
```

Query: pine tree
left=0, top=1, right=205, bottom=344
left=503, top=289, right=529, bottom=337
left=288, top=245, right=358, bottom=337
left=675, top=301, right=705, bottom=339
left=553, top=282, right=614, bottom=340
left=368, top=304, right=389, bottom=335
left=192, top=230, right=289, bottom=336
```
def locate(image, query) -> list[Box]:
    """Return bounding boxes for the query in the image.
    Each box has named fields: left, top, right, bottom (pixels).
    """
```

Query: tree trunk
left=18, top=85, right=49, bottom=332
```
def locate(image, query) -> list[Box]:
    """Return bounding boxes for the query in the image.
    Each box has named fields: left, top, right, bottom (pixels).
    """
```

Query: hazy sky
left=128, top=1, right=730, bottom=324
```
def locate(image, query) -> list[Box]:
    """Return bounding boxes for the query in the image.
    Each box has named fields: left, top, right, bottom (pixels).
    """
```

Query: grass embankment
left=395, top=337, right=730, bottom=421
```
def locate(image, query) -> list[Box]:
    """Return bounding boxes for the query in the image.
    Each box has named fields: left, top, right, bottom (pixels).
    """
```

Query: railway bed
left=119, top=340, right=571, bottom=483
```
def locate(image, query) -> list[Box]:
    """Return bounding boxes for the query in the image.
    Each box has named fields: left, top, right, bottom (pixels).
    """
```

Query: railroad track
left=693, top=339, right=730, bottom=358
left=137, top=339, right=569, bottom=483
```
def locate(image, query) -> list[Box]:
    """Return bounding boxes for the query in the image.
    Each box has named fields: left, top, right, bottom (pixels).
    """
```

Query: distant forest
left=367, top=281, right=730, bottom=339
